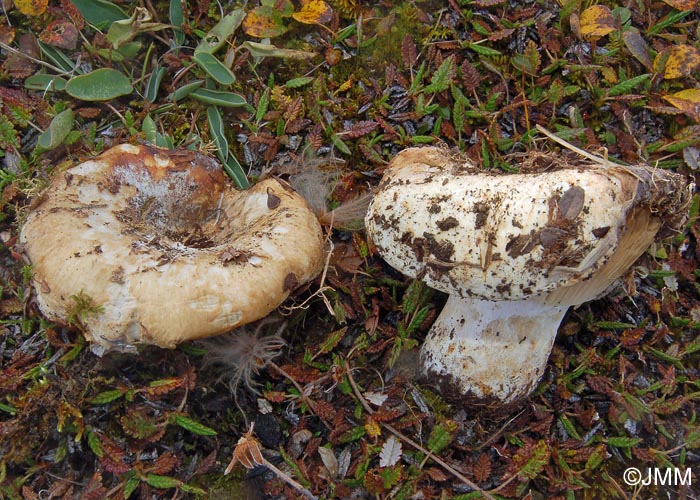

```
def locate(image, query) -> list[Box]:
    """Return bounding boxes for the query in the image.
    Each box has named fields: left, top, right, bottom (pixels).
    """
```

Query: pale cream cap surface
left=20, top=144, right=325, bottom=352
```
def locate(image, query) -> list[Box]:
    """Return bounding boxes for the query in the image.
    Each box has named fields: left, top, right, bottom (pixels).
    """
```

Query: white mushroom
left=20, top=144, right=325, bottom=355
left=366, top=147, right=691, bottom=408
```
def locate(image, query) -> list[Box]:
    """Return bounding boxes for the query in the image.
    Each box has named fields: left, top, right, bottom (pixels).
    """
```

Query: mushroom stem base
left=420, top=295, right=567, bottom=408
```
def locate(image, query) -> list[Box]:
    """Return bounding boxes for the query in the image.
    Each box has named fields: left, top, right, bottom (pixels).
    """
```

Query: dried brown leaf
left=61, top=0, right=85, bottom=29
left=4, top=33, right=38, bottom=78
left=194, top=449, right=218, bottom=476
left=151, top=451, right=180, bottom=475
left=401, top=33, right=417, bottom=68
left=79, top=472, right=108, bottom=500
left=424, top=466, right=448, bottom=481
left=283, top=95, right=304, bottom=123
left=622, top=29, right=653, bottom=70
left=661, top=0, right=699, bottom=9
left=39, top=20, right=78, bottom=49
left=473, top=452, right=492, bottom=483
left=460, top=60, right=481, bottom=92
left=342, top=120, right=378, bottom=139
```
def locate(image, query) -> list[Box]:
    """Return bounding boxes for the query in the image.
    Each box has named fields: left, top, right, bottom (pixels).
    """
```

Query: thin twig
left=226, top=423, right=318, bottom=500
left=260, top=457, right=319, bottom=500
left=535, top=124, right=610, bottom=167
left=267, top=361, right=332, bottom=430
left=344, top=361, right=498, bottom=500
left=0, top=41, right=76, bottom=76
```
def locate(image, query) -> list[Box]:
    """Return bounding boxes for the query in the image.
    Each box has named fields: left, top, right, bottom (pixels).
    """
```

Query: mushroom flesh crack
left=365, top=147, right=692, bottom=408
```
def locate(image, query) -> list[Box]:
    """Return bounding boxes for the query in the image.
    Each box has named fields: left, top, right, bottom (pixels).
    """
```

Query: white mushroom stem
left=421, top=294, right=567, bottom=405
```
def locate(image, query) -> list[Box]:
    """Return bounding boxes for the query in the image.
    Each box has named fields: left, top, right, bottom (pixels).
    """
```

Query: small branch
left=260, top=457, right=319, bottom=500
left=225, top=423, right=318, bottom=500
left=267, top=361, right=331, bottom=430
left=344, top=361, right=498, bottom=500
left=535, top=124, right=610, bottom=167
left=0, top=41, right=76, bottom=76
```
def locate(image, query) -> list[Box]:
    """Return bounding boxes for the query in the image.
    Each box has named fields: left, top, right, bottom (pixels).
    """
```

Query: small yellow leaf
left=364, top=417, right=382, bottom=438
left=579, top=5, right=616, bottom=39
left=655, top=44, right=700, bottom=79
left=13, top=0, right=48, bottom=16
left=242, top=6, right=288, bottom=38
left=292, top=0, right=333, bottom=25
left=663, top=89, right=700, bottom=122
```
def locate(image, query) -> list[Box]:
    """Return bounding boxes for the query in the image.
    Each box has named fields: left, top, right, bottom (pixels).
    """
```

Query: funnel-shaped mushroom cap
left=20, top=144, right=325, bottom=354
left=366, top=147, right=690, bottom=306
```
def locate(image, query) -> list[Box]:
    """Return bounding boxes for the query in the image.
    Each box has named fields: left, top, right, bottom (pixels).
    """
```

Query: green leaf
left=427, top=420, right=458, bottom=454
left=143, top=115, right=157, bottom=142
left=106, top=7, right=169, bottom=49
left=558, top=415, right=581, bottom=440
left=407, top=306, right=430, bottom=335
left=195, top=10, right=245, bottom=55
left=330, top=133, right=351, bottom=155
left=145, top=474, right=182, bottom=489
left=222, top=154, right=250, bottom=190
left=70, top=0, right=128, bottom=27
left=190, top=88, right=247, bottom=107
left=0, top=402, right=17, bottom=415
left=65, top=69, right=133, bottom=101
left=402, top=280, right=430, bottom=317
left=168, top=80, right=204, bottom=101
left=37, top=109, right=73, bottom=150
left=180, top=484, right=207, bottom=495
left=173, top=415, right=217, bottom=436
left=339, top=426, right=366, bottom=443
left=123, top=477, right=140, bottom=499
left=647, top=10, right=690, bottom=36
left=192, top=52, right=236, bottom=86
left=606, top=437, right=643, bottom=448
left=465, top=42, right=502, bottom=57
left=145, top=65, right=167, bottom=103
left=606, top=73, right=650, bottom=97
left=424, top=56, right=454, bottom=94
left=255, top=87, right=270, bottom=122
left=594, top=321, right=636, bottom=330
left=90, top=389, right=126, bottom=405
left=87, top=431, right=104, bottom=457
left=24, top=74, right=67, bottom=92
left=242, top=41, right=316, bottom=60
left=517, top=440, right=551, bottom=479
left=585, top=446, right=605, bottom=471
left=316, top=327, right=347, bottom=356
left=206, top=106, right=228, bottom=162
left=646, top=346, right=683, bottom=367
left=170, top=0, right=185, bottom=46
left=38, top=41, right=79, bottom=73
left=285, top=76, right=315, bottom=88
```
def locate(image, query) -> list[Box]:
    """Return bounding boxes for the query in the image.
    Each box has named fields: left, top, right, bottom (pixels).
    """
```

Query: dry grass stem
left=225, top=423, right=318, bottom=500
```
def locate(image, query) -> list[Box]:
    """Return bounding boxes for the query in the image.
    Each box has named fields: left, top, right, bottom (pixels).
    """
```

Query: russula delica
left=366, top=146, right=692, bottom=409
left=20, top=144, right=324, bottom=355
